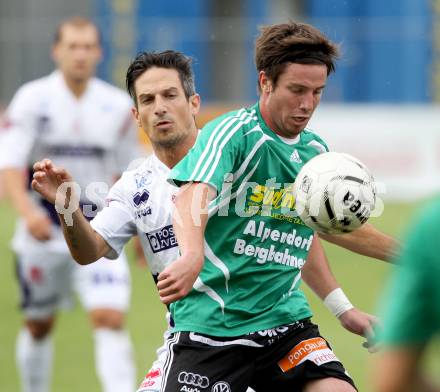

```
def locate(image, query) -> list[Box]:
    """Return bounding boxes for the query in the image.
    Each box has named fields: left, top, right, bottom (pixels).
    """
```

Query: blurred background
left=1, top=0, right=439, bottom=199
left=0, top=0, right=437, bottom=103
left=0, top=0, right=439, bottom=391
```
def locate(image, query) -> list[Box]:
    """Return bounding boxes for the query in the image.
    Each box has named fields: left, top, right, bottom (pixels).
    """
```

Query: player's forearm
left=1, top=168, right=37, bottom=218
left=173, top=182, right=213, bottom=265
left=59, top=208, right=108, bottom=265
left=302, top=235, right=339, bottom=300
left=320, top=223, right=398, bottom=262
left=157, top=182, right=213, bottom=304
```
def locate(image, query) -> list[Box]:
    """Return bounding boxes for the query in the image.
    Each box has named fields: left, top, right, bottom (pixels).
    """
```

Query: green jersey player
left=373, top=198, right=440, bottom=392
left=168, top=104, right=329, bottom=335
left=158, top=21, right=376, bottom=392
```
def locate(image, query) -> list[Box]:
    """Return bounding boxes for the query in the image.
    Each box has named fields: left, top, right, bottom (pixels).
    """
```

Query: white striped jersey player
left=90, top=153, right=256, bottom=392
left=0, top=69, right=139, bottom=317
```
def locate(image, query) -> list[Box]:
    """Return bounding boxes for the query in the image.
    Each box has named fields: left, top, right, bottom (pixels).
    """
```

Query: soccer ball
left=294, top=152, right=376, bottom=234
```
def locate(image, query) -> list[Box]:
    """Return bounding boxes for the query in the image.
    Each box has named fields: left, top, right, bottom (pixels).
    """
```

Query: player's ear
left=131, top=106, right=141, bottom=127
left=259, top=71, right=272, bottom=94
left=189, top=93, right=201, bottom=116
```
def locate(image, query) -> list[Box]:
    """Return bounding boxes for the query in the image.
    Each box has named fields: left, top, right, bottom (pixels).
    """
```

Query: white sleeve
left=0, top=85, right=38, bottom=170
left=90, top=176, right=137, bottom=259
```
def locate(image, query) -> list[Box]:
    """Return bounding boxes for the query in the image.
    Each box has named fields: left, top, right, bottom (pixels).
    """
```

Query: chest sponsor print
left=146, top=224, right=178, bottom=253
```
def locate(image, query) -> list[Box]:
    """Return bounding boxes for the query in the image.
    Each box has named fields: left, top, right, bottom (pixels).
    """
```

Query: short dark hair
left=126, top=50, right=196, bottom=105
left=54, top=17, right=101, bottom=45
left=255, top=21, right=339, bottom=92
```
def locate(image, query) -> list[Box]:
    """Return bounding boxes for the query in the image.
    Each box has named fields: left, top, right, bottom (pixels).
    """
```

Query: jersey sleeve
left=90, top=174, right=137, bottom=259
left=379, top=207, right=438, bottom=345
left=168, top=112, right=246, bottom=192
left=0, top=85, right=38, bottom=170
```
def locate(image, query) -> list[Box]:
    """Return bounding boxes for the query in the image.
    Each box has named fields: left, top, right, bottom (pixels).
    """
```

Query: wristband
left=323, top=288, right=354, bottom=318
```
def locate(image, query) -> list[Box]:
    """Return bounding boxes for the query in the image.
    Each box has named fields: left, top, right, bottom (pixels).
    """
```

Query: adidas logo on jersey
left=290, top=149, right=302, bottom=163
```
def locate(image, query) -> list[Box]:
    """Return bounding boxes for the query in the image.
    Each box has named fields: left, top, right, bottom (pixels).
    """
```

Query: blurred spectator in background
left=373, top=198, right=440, bottom=392
left=0, top=17, right=139, bottom=392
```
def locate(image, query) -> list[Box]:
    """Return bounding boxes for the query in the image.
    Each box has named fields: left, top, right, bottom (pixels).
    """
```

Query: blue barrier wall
left=307, top=0, right=433, bottom=102
left=94, top=0, right=434, bottom=103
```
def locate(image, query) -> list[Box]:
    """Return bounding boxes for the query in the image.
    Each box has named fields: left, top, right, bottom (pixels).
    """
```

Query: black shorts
left=161, top=319, right=356, bottom=392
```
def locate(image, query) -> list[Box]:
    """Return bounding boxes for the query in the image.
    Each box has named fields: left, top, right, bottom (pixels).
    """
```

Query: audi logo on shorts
left=178, top=371, right=210, bottom=388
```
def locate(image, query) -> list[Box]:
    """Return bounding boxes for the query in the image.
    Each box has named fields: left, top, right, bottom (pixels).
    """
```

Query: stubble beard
left=154, top=131, right=187, bottom=149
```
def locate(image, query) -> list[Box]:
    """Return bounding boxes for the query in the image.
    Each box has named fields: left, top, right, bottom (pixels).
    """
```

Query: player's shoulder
left=90, top=77, right=132, bottom=106
left=301, top=127, right=330, bottom=154
left=17, top=75, right=50, bottom=91
left=118, top=155, right=161, bottom=190
left=201, top=105, right=259, bottom=138
left=11, top=74, right=53, bottom=103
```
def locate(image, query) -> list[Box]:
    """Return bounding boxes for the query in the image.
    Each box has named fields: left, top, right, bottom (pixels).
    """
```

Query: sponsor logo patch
left=278, top=337, right=338, bottom=372
left=180, top=386, right=201, bottom=392
left=139, top=367, right=161, bottom=389
left=178, top=371, right=209, bottom=388
left=211, top=381, right=231, bottom=392
left=135, top=207, right=152, bottom=218
left=146, top=224, right=178, bottom=253
left=289, top=149, right=302, bottom=163
left=135, top=170, right=153, bottom=189
left=133, top=190, right=150, bottom=207
left=30, top=266, right=43, bottom=283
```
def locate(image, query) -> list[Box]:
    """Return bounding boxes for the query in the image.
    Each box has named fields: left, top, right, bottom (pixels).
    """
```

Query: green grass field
left=0, top=199, right=437, bottom=391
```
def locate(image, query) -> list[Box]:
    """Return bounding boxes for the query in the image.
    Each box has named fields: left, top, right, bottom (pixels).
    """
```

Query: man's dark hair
left=255, top=21, right=339, bottom=92
left=54, top=17, right=101, bottom=45
left=126, top=50, right=196, bottom=105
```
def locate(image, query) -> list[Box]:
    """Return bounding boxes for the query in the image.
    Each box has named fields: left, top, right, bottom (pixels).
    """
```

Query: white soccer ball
left=294, top=152, right=376, bottom=234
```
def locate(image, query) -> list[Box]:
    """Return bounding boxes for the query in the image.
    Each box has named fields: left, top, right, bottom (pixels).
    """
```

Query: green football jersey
left=169, top=102, right=329, bottom=336
left=379, top=198, right=440, bottom=345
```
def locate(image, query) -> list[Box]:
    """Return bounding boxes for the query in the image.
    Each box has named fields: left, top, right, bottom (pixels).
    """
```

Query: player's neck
left=154, top=130, right=198, bottom=169
left=63, top=74, right=89, bottom=98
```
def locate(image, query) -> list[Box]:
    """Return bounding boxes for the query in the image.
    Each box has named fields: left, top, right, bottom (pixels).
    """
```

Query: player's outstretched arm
left=157, top=182, right=215, bottom=305
left=319, top=223, right=399, bottom=262
left=303, top=236, right=378, bottom=351
left=32, top=159, right=111, bottom=264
